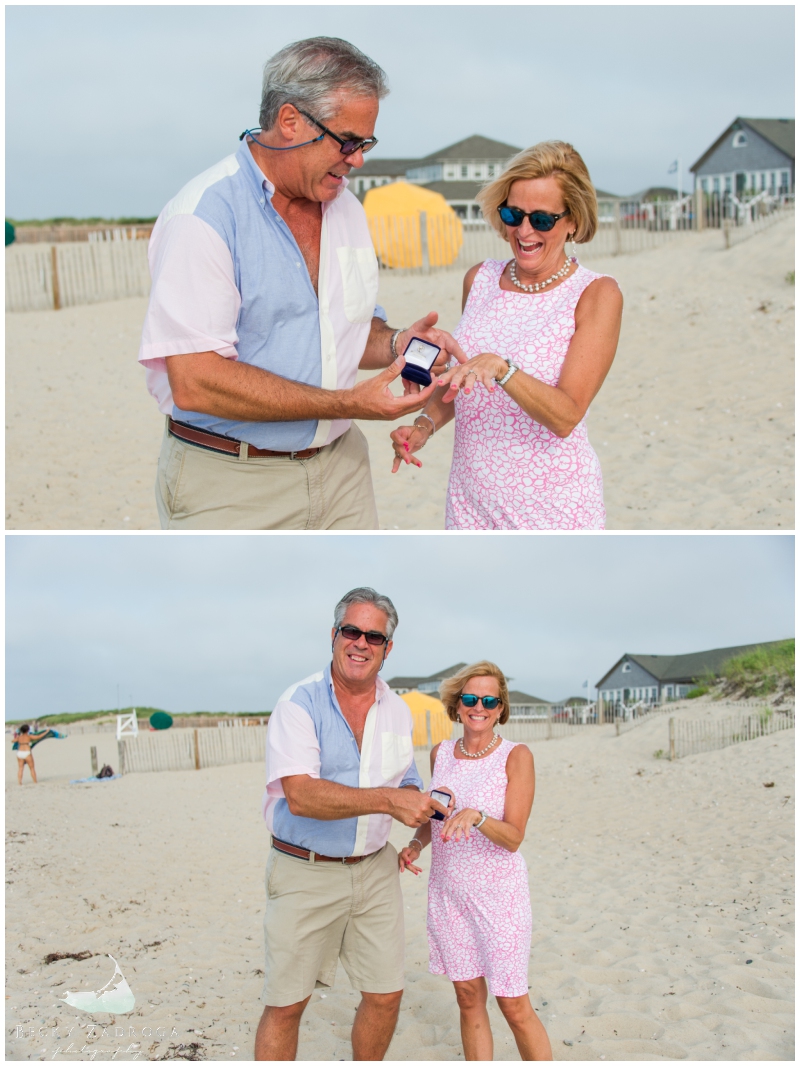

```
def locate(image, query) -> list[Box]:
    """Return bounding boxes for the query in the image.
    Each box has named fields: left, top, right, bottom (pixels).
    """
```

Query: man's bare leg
left=254, top=995, right=311, bottom=1061
left=351, top=989, right=403, bottom=1061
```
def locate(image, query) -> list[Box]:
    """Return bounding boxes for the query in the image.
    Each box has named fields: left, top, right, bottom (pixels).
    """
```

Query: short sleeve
left=399, top=760, right=424, bottom=790
left=138, top=213, right=242, bottom=412
left=373, top=304, right=388, bottom=322
left=266, top=700, right=321, bottom=785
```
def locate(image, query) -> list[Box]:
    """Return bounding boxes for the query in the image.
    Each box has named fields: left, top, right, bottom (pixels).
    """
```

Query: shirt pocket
left=381, top=732, right=413, bottom=783
left=337, top=246, right=379, bottom=323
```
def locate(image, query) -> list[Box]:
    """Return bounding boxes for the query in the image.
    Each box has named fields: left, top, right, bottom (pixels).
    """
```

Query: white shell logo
left=59, top=955, right=136, bottom=1014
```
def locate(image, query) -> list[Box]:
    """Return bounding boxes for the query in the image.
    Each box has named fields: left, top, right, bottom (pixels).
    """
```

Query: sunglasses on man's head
left=336, top=625, right=389, bottom=646
left=498, top=204, right=569, bottom=231
left=460, top=694, right=502, bottom=710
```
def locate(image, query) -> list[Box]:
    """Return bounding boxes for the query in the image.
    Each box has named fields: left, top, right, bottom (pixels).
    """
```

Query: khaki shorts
left=155, top=420, right=378, bottom=530
left=262, top=843, right=405, bottom=1007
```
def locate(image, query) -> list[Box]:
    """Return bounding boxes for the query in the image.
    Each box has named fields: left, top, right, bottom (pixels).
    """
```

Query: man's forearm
left=282, top=775, right=393, bottom=820
left=167, top=351, right=358, bottom=422
left=358, top=318, right=396, bottom=370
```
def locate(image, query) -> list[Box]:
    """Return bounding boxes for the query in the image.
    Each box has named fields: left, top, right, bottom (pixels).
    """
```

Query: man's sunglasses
left=296, top=107, right=378, bottom=156
left=498, top=204, right=569, bottom=231
left=336, top=625, right=390, bottom=647
left=460, top=694, right=502, bottom=710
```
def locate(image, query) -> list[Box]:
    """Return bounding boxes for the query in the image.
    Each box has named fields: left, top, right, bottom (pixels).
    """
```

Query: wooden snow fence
left=668, top=708, right=794, bottom=760
left=118, top=726, right=268, bottom=775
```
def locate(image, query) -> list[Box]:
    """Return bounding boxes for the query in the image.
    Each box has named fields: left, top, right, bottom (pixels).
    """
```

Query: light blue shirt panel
left=172, top=138, right=386, bottom=451
left=271, top=665, right=423, bottom=855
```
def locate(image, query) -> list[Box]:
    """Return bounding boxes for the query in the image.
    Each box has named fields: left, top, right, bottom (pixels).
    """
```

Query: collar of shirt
left=325, top=662, right=390, bottom=720
left=237, top=135, right=350, bottom=214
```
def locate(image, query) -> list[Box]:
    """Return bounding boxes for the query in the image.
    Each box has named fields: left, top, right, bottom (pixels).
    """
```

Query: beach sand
left=6, top=713, right=794, bottom=1060
left=5, top=216, right=794, bottom=530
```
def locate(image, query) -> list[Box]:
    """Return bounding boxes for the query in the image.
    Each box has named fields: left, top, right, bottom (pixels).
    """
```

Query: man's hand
left=396, top=312, right=468, bottom=393
left=346, top=356, right=438, bottom=421
left=383, top=787, right=448, bottom=827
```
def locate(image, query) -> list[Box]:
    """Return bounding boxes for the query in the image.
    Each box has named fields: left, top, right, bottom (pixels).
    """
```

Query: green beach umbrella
left=149, top=711, right=173, bottom=730
left=5, top=220, right=16, bottom=247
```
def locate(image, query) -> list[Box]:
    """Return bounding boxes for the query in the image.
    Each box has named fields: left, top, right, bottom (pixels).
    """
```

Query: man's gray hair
left=259, top=37, right=388, bottom=131
left=334, top=587, right=398, bottom=639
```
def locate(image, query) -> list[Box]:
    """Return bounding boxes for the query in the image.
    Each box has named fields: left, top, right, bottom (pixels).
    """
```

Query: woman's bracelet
left=407, top=838, right=423, bottom=852
left=413, top=413, right=436, bottom=436
left=473, top=810, right=487, bottom=829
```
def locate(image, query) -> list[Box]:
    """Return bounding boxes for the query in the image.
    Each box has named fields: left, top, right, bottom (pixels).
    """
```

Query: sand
left=5, top=217, right=793, bottom=530
left=5, top=714, right=794, bottom=1061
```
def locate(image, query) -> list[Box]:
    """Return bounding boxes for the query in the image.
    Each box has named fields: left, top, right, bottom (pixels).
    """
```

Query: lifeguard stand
left=116, top=709, right=139, bottom=740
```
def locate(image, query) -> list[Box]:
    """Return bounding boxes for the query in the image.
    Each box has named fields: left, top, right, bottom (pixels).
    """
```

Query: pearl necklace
left=509, top=256, right=575, bottom=293
left=458, top=733, right=499, bottom=758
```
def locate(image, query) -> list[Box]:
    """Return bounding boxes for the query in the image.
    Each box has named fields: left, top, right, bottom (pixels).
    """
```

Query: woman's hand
left=398, top=842, right=423, bottom=875
left=440, top=808, right=482, bottom=843
left=390, top=423, right=432, bottom=472
left=436, top=353, right=509, bottom=403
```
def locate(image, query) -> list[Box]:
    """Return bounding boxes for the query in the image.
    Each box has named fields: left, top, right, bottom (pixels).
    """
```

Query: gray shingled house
left=690, top=118, right=794, bottom=197
left=406, top=135, right=522, bottom=219
left=596, top=640, right=788, bottom=706
left=386, top=663, right=467, bottom=695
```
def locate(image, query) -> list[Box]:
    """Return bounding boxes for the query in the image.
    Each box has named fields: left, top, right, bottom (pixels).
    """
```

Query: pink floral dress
left=427, top=738, right=531, bottom=997
left=446, top=259, right=610, bottom=529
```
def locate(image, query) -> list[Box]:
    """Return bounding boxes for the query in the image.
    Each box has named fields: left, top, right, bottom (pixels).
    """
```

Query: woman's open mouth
left=516, top=236, right=544, bottom=258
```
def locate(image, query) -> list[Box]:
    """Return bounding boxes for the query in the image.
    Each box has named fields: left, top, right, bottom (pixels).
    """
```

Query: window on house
left=488, top=164, right=496, bottom=177
left=357, top=179, right=365, bottom=193
left=780, top=170, right=789, bottom=191
left=769, top=172, right=776, bottom=190
left=446, top=168, right=455, bottom=179
left=732, top=131, right=747, bottom=148
left=461, top=165, right=468, bottom=178
left=622, top=662, right=632, bottom=673
left=712, top=176, right=720, bottom=193
left=760, top=173, right=766, bottom=190
left=724, top=175, right=732, bottom=193
left=701, top=178, right=709, bottom=193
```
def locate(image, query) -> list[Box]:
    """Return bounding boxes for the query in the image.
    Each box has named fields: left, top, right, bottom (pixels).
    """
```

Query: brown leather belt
left=168, top=418, right=322, bottom=460
left=271, top=838, right=370, bottom=864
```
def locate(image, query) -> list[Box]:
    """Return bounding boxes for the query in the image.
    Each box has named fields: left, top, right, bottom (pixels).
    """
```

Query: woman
left=398, top=662, right=552, bottom=1061
left=391, top=141, right=623, bottom=529
left=13, top=724, right=49, bottom=785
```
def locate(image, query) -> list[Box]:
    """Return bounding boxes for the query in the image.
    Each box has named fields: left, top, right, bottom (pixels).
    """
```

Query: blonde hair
left=439, top=661, right=510, bottom=725
left=477, top=140, right=598, bottom=245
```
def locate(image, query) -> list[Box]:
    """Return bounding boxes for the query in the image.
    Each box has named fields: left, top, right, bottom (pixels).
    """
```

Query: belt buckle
left=290, top=451, right=298, bottom=460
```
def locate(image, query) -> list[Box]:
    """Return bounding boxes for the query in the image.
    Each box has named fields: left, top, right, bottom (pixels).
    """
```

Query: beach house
left=386, top=663, right=467, bottom=695
left=595, top=640, right=787, bottom=707
left=352, top=134, right=522, bottom=218
left=690, top=118, right=794, bottom=198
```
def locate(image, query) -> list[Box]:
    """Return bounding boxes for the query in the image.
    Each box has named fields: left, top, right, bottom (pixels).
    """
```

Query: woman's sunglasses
left=498, top=204, right=569, bottom=231
left=336, top=625, right=389, bottom=646
left=460, top=694, right=502, bottom=710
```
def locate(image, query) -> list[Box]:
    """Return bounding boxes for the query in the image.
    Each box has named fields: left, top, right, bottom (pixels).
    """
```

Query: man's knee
left=259, top=996, right=310, bottom=1027
left=359, top=989, right=403, bottom=1013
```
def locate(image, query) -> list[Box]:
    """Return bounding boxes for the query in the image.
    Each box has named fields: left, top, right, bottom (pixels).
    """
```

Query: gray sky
left=5, top=534, right=793, bottom=719
left=6, top=4, right=795, bottom=219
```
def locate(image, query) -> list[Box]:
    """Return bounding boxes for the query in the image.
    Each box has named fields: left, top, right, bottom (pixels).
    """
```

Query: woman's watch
left=474, top=810, right=487, bottom=829
left=408, top=838, right=423, bottom=852
left=496, top=361, right=519, bottom=387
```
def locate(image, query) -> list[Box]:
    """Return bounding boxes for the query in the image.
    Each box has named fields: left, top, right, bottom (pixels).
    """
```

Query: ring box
left=430, top=787, right=453, bottom=821
left=400, top=336, right=441, bottom=387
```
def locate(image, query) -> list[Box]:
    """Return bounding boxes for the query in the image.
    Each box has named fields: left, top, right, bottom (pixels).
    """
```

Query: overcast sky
left=5, top=534, right=793, bottom=719
left=5, top=4, right=795, bottom=219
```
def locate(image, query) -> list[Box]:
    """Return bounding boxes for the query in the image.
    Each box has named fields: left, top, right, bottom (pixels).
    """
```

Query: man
left=256, top=587, right=450, bottom=1061
left=138, top=37, right=464, bottom=529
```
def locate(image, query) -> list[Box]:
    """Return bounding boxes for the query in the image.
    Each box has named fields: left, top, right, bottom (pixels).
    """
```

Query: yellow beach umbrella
left=399, top=690, right=453, bottom=747
left=364, top=181, right=464, bottom=269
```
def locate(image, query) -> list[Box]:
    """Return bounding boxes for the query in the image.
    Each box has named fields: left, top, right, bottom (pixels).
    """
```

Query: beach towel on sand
left=12, top=728, right=66, bottom=750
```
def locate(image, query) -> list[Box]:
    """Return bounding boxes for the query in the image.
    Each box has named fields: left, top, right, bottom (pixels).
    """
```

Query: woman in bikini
left=13, top=724, right=49, bottom=784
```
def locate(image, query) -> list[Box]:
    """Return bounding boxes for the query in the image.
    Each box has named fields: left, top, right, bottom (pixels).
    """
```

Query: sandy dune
left=5, top=716, right=793, bottom=1061
left=5, top=217, right=793, bottom=529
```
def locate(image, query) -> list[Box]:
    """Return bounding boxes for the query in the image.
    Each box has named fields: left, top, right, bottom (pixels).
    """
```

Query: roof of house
left=386, top=663, right=468, bottom=689
left=560, top=696, right=590, bottom=705
left=507, top=689, right=551, bottom=705
left=416, top=135, right=522, bottom=165
left=690, top=117, right=795, bottom=172
left=355, top=157, right=418, bottom=178
left=418, top=180, right=487, bottom=201
left=596, top=640, right=788, bottom=688
left=625, top=186, right=679, bottom=202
